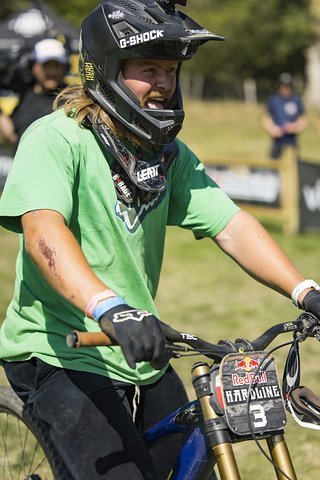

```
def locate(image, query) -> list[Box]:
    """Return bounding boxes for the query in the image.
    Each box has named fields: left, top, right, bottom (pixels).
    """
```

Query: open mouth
left=144, top=93, right=169, bottom=110
left=147, top=99, right=164, bottom=109
left=146, top=98, right=166, bottom=110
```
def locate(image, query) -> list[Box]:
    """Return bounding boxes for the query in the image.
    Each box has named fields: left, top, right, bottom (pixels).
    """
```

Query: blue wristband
left=92, top=295, right=126, bottom=322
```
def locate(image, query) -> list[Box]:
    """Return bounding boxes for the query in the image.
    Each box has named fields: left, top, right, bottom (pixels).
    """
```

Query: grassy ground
left=1, top=100, right=320, bottom=478
left=180, top=99, right=320, bottom=163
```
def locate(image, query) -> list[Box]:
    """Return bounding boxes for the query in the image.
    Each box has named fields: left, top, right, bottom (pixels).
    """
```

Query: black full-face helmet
left=79, top=0, right=223, bottom=146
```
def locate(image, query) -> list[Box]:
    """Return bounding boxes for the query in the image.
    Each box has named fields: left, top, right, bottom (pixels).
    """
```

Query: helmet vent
left=147, top=40, right=197, bottom=59
left=163, top=124, right=179, bottom=136
left=151, top=42, right=168, bottom=55
left=164, top=124, right=175, bottom=133
left=112, top=21, right=139, bottom=38
left=98, top=81, right=116, bottom=107
left=118, top=0, right=139, bottom=11
left=134, top=117, right=151, bottom=136
left=139, top=16, right=157, bottom=25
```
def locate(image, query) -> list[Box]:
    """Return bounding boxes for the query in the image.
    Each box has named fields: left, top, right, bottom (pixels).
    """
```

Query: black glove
left=302, top=290, right=320, bottom=319
left=98, top=303, right=170, bottom=370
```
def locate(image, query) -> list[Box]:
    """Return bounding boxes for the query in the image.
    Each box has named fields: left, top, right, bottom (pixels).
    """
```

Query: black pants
left=4, top=358, right=189, bottom=480
left=270, top=138, right=297, bottom=159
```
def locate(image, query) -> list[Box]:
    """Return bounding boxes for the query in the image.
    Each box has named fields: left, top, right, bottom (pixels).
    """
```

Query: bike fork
left=191, top=363, right=297, bottom=480
left=192, top=363, right=241, bottom=480
left=267, top=435, right=297, bottom=480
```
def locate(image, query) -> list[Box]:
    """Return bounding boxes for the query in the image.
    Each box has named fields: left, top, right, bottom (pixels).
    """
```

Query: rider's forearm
left=213, top=210, right=305, bottom=299
left=21, top=209, right=108, bottom=311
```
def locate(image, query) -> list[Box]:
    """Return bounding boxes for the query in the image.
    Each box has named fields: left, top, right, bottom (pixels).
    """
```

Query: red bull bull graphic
left=233, top=355, right=267, bottom=386
left=234, top=355, right=261, bottom=372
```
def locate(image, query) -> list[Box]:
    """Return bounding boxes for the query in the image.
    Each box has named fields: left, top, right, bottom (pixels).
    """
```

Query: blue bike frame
left=143, top=400, right=212, bottom=480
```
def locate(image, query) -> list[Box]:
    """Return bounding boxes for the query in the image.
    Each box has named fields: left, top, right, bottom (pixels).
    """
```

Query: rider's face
left=122, top=58, right=179, bottom=109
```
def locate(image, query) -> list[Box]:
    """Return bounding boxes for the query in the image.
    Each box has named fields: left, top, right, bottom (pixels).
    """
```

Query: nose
left=155, top=71, right=173, bottom=91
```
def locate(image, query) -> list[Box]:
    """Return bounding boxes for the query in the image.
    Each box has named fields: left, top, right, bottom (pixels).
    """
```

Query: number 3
left=250, top=404, right=267, bottom=428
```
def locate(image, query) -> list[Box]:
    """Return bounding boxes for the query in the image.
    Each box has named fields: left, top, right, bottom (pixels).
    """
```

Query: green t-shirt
left=0, top=109, right=239, bottom=385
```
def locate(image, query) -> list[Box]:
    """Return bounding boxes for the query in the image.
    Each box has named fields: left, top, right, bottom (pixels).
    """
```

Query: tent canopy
left=0, top=2, right=79, bottom=92
left=0, top=2, right=79, bottom=53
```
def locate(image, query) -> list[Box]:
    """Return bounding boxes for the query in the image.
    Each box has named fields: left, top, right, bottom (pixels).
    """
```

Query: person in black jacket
left=0, top=38, right=68, bottom=145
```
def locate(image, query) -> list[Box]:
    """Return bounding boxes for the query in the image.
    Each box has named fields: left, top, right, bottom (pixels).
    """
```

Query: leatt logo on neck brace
left=119, top=30, right=164, bottom=48
left=136, top=165, right=159, bottom=182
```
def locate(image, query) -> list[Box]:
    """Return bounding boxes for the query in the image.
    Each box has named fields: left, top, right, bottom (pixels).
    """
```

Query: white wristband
left=291, top=279, right=320, bottom=307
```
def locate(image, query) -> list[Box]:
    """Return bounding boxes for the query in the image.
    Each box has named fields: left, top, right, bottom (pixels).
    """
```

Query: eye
left=142, top=66, right=156, bottom=74
left=168, top=67, right=177, bottom=74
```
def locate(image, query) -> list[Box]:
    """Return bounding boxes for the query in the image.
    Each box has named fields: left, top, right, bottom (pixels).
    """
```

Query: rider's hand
left=302, top=290, right=320, bottom=319
left=96, top=298, right=170, bottom=369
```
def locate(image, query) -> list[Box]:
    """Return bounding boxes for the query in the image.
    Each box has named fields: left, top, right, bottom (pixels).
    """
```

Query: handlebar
left=66, top=312, right=320, bottom=361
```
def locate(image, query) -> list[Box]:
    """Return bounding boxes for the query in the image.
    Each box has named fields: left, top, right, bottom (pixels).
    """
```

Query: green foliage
left=0, top=0, right=29, bottom=19
left=0, top=0, right=98, bottom=24
left=183, top=0, right=316, bottom=94
left=44, top=0, right=98, bottom=28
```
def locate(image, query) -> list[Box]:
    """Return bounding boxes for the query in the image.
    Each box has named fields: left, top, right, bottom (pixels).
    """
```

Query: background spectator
left=262, top=73, right=308, bottom=159
left=0, top=38, right=68, bottom=145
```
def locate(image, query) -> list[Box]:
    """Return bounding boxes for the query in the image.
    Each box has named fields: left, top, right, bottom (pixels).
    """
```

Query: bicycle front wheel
left=0, top=385, right=71, bottom=480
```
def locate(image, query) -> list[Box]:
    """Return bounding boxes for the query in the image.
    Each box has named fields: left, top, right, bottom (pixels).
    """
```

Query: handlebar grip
left=66, top=321, right=181, bottom=350
left=66, top=330, right=114, bottom=348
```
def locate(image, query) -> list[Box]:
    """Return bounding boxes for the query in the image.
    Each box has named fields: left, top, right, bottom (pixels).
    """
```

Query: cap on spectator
left=33, top=38, right=68, bottom=64
left=278, top=72, right=293, bottom=86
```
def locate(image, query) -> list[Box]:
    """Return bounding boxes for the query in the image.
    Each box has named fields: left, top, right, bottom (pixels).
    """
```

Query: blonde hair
left=53, top=84, right=142, bottom=147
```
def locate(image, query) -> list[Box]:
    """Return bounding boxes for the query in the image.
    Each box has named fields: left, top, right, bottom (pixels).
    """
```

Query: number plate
left=220, top=352, right=286, bottom=436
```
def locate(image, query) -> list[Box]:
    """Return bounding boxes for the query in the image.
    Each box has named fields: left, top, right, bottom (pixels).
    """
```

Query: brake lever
left=312, top=326, right=320, bottom=341
left=165, top=343, right=188, bottom=358
left=296, top=312, right=320, bottom=342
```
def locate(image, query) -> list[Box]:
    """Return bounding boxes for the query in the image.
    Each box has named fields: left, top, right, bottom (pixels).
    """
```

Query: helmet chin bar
left=87, top=81, right=184, bottom=145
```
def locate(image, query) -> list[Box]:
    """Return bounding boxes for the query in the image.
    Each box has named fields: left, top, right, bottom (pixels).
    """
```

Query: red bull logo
left=232, top=355, right=267, bottom=386
left=234, top=356, right=261, bottom=372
